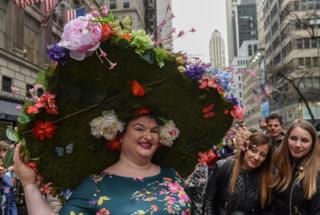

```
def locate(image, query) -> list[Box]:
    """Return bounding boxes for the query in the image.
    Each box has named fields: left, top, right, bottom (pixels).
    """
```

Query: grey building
left=260, top=0, right=320, bottom=124
left=226, top=0, right=258, bottom=65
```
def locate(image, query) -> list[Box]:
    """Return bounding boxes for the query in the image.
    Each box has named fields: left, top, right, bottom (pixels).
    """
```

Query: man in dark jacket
left=265, top=113, right=284, bottom=151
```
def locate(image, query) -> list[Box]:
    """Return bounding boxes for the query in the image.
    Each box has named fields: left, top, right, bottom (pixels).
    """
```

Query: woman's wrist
left=22, top=183, right=37, bottom=189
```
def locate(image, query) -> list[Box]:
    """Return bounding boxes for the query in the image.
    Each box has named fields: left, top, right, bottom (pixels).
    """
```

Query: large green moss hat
left=9, top=8, right=242, bottom=192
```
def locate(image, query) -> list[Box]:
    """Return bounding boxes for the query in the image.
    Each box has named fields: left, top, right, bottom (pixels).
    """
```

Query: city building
left=105, top=0, right=146, bottom=30
left=209, top=29, right=226, bottom=69
left=260, top=0, right=320, bottom=125
left=226, top=0, right=258, bottom=65
left=231, top=40, right=258, bottom=105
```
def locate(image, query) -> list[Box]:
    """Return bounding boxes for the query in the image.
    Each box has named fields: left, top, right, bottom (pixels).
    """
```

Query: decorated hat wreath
left=7, top=6, right=244, bottom=196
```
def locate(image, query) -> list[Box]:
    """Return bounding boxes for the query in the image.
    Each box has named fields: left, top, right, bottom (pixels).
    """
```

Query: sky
left=171, top=0, right=228, bottom=63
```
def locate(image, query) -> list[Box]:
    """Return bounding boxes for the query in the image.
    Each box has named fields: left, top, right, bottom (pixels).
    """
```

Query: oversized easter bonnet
left=7, top=6, right=244, bottom=194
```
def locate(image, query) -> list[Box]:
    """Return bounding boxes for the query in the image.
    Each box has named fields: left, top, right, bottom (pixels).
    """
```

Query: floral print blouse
left=59, top=168, right=192, bottom=215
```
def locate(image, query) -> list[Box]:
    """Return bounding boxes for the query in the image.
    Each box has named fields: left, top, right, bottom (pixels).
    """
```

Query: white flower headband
left=89, top=110, right=179, bottom=147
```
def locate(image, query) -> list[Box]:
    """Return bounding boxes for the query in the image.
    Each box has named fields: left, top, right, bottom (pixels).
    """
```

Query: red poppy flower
left=32, top=121, right=57, bottom=140
left=101, top=24, right=114, bottom=41
left=130, top=80, right=145, bottom=96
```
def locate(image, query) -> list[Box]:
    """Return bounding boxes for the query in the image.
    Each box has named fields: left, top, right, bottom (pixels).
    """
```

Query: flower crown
left=89, top=109, right=179, bottom=148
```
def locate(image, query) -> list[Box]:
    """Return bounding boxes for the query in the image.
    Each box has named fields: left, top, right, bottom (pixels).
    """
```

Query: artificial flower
left=197, top=149, right=219, bottom=166
left=46, top=43, right=69, bottom=64
left=160, top=120, right=179, bottom=147
left=101, top=24, right=114, bottom=41
left=130, top=80, right=145, bottom=96
left=231, top=105, right=245, bottom=121
left=32, top=121, right=57, bottom=140
left=130, top=30, right=153, bottom=55
left=134, top=107, right=151, bottom=116
left=89, top=110, right=124, bottom=141
left=58, top=14, right=102, bottom=61
left=106, top=136, right=121, bottom=151
left=100, top=5, right=109, bottom=16
left=184, top=63, right=206, bottom=81
left=177, top=66, right=186, bottom=73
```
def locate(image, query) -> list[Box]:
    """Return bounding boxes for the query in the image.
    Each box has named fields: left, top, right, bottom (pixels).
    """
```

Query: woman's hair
left=272, top=119, right=319, bottom=199
left=229, top=132, right=273, bottom=208
left=119, top=113, right=163, bottom=142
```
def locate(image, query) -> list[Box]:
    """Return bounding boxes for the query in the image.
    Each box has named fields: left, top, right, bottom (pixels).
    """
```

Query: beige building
left=209, top=30, right=226, bottom=69
left=105, top=0, right=146, bottom=30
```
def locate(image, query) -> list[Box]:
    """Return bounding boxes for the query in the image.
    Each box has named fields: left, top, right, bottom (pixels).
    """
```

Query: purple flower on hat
left=225, top=94, right=240, bottom=105
left=184, top=63, right=206, bottom=81
left=46, top=43, right=69, bottom=64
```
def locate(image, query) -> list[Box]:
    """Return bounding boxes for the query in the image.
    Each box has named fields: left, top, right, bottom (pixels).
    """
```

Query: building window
left=123, top=0, right=129, bottom=8
left=248, top=45, right=253, bottom=56
left=110, top=0, right=116, bottom=9
left=2, top=76, right=12, bottom=92
left=26, top=84, right=33, bottom=98
left=0, top=0, right=6, bottom=48
left=24, top=14, right=40, bottom=64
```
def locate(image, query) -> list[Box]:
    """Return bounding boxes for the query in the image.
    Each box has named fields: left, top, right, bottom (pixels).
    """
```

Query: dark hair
left=121, top=113, right=162, bottom=135
left=266, top=113, right=283, bottom=125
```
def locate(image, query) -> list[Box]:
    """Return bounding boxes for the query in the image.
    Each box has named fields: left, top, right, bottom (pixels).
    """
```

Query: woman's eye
left=301, top=138, right=311, bottom=143
left=289, top=136, right=298, bottom=141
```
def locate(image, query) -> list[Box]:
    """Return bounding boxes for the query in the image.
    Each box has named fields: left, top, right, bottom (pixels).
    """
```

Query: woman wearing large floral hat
left=10, top=6, right=240, bottom=215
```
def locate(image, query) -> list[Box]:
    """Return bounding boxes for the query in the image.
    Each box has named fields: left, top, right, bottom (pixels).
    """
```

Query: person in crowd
left=0, top=159, right=17, bottom=215
left=0, top=140, right=27, bottom=215
left=10, top=5, right=235, bottom=215
left=201, top=132, right=273, bottom=214
left=265, top=113, right=284, bottom=151
left=13, top=114, right=192, bottom=215
left=0, top=141, right=14, bottom=169
left=270, top=119, right=320, bottom=214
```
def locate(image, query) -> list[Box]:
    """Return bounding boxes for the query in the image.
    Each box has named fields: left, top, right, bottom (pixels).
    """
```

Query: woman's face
left=288, top=126, right=313, bottom=160
left=242, top=144, right=269, bottom=170
left=121, top=116, right=160, bottom=161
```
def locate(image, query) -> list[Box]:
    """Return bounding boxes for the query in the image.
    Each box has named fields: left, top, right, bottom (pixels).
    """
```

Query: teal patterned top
left=59, top=167, right=192, bottom=215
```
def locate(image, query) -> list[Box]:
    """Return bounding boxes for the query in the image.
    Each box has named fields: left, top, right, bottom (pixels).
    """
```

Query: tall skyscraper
left=226, top=0, right=257, bottom=65
left=209, top=30, right=226, bottom=68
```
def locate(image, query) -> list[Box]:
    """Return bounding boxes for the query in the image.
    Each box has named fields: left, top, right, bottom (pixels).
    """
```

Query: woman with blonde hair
left=271, top=119, right=320, bottom=214
left=201, top=132, right=273, bottom=214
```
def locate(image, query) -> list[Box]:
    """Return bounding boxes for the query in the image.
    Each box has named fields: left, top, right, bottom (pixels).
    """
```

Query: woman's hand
left=12, top=144, right=36, bottom=187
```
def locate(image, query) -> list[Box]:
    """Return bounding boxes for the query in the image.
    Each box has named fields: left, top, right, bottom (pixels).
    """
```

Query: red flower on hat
left=202, top=103, right=215, bottom=119
left=130, top=80, right=145, bottom=96
left=106, top=136, right=121, bottom=151
left=134, top=107, right=151, bottom=116
left=197, top=149, right=219, bottom=166
left=101, top=24, right=114, bottom=41
left=32, top=121, right=57, bottom=140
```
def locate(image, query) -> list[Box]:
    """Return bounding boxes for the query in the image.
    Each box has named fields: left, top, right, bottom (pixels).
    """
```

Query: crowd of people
left=0, top=114, right=316, bottom=215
